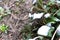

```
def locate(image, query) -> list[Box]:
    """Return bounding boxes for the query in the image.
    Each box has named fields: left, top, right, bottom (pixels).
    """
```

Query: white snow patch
left=37, top=25, right=50, bottom=36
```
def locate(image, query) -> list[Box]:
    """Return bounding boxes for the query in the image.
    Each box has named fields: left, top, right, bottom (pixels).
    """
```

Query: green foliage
left=0, top=7, right=11, bottom=20
left=56, top=9, right=60, bottom=17
left=21, top=24, right=32, bottom=40
left=48, top=27, right=55, bottom=37
left=0, top=24, right=8, bottom=32
left=47, top=0, right=55, bottom=5
left=23, top=0, right=60, bottom=40
left=37, top=0, right=43, bottom=6
left=22, top=33, right=32, bottom=40
left=21, top=24, right=38, bottom=40
left=22, top=25, right=32, bottom=32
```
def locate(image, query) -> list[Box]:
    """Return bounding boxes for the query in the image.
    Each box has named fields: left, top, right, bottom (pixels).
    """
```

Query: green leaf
left=38, top=0, right=43, bottom=5
left=45, top=16, right=60, bottom=23
left=37, top=0, right=43, bottom=8
left=47, top=0, right=55, bottom=5
left=48, top=27, right=55, bottom=37
left=51, top=8, right=57, bottom=13
left=50, top=16, right=60, bottom=21
left=45, top=18, right=55, bottom=23
left=56, top=9, right=60, bottom=17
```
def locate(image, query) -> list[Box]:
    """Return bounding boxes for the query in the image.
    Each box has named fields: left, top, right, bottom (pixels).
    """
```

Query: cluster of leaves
left=21, top=24, right=36, bottom=40
left=22, top=0, right=60, bottom=40
left=0, top=0, right=26, bottom=20
left=0, top=7, right=11, bottom=20
left=32, top=0, right=60, bottom=28
left=0, top=24, right=8, bottom=33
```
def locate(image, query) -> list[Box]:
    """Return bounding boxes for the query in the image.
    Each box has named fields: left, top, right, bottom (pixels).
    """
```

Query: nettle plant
left=22, top=0, right=60, bottom=40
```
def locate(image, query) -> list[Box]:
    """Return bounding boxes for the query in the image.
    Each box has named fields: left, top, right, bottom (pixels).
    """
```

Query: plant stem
left=51, top=25, right=60, bottom=40
left=53, top=9, right=60, bottom=16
